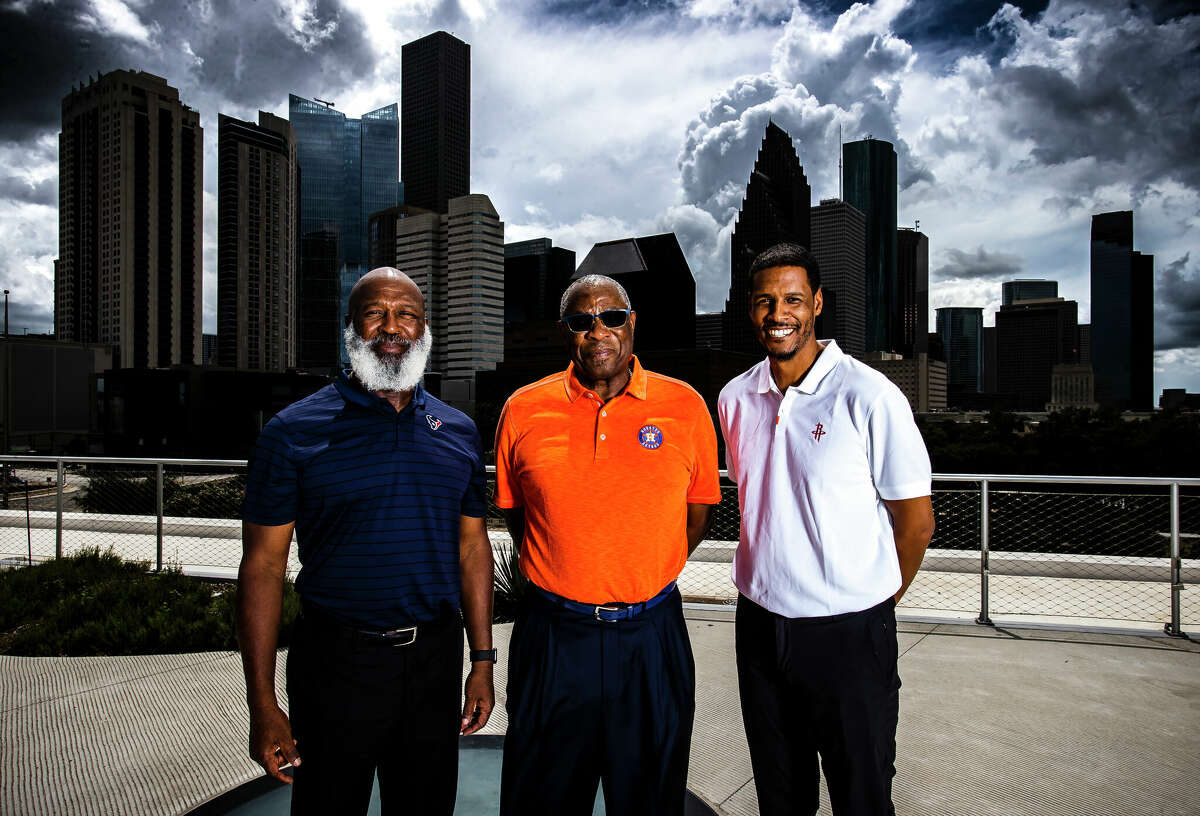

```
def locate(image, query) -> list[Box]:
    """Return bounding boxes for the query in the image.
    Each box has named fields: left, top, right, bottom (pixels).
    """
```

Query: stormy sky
left=0, top=0, right=1197, bottom=396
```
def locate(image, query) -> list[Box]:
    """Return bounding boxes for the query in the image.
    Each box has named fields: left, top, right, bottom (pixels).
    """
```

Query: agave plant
left=493, top=541, right=528, bottom=623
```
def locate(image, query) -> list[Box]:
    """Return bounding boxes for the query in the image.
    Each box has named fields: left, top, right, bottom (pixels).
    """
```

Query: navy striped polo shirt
left=242, top=371, right=487, bottom=629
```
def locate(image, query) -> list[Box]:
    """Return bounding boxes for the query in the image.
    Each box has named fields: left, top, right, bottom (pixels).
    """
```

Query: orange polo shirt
left=494, top=356, right=721, bottom=604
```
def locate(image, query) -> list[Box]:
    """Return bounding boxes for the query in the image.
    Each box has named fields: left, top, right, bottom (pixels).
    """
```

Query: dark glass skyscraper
left=996, top=298, right=1079, bottom=411
left=402, top=31, right=470, bottom=213
left=724, top=122, right=811, bottom=355
left=289, top=94, right=399, bottom=371
left=1002, top=279, right=1058, bottom=306
left=842, top=138, right=897, bottom=353
left=936, top=307, right=983, bottom=397
left=897, top=227, right=929, bottom=356
left=1090, top=211, right=1153, bottom=410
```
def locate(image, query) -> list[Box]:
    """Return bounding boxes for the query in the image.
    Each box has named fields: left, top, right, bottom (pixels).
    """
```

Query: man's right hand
left=249, top=704, right=301, bottom=783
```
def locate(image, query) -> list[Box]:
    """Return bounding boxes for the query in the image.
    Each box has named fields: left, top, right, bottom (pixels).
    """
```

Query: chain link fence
left=1, top=457, right=1194, bottom=634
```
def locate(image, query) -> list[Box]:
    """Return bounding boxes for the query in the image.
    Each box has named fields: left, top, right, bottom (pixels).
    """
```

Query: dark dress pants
left=500, top=588, right=695, bottom=816
left=285, top=610, right=464, bottom=816
left=736, top=595, right=900, bottom=816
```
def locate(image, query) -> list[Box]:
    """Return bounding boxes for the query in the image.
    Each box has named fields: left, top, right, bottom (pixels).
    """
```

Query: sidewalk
left=3, top=609, right=1198, bottom=815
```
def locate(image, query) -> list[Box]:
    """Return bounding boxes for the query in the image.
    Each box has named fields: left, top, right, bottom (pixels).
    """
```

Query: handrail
left=1, top=455, right=1198, bottom=486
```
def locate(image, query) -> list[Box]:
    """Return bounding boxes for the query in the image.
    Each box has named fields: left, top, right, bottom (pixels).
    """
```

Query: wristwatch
left=469, top=648, right=498, bottom=663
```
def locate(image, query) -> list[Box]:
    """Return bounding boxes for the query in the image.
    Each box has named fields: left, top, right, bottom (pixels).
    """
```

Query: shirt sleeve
left=492, top=399, right=522, bottom=509
left=242, top=416, right=298, bottom=526
left=867, top=385, right=933, bottom=501
left=687, top=397, right=723, bottom=504
left=717, top=388, right=737, bottom=483
left=460, top=426, right=488, bottom=518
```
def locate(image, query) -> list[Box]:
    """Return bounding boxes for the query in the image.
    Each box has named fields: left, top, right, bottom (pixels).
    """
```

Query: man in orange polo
left=494, top=273, right=721, bottom=816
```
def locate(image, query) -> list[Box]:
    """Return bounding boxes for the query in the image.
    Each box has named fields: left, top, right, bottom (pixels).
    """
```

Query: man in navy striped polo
left=236, top=268, right=496, bottom=816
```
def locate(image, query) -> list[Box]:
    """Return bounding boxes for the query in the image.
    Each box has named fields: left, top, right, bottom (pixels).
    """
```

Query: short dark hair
left=748, top=243, right=821, bottom=294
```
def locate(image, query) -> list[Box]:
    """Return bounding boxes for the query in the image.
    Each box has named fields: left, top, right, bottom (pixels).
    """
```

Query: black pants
left=285, top=609, right=464, bottom=816
left=500, top=588, right=695, bottom=816
left=736, top=595, right=900, bottom=816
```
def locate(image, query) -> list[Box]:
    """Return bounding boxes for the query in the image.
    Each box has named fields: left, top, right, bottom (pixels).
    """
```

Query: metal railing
left=1, top=456, right=1196, bottom=636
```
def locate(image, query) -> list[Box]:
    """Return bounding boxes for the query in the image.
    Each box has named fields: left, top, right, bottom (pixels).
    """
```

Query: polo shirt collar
left=563, top=354, right=647, bottom=402
left=755, top=340, right=844, bottom=395
left=335, top=368, right=428, bottom=413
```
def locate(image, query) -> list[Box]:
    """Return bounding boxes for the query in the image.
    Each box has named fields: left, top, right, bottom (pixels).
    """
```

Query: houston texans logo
left=426, top=414, right=443, bottom=431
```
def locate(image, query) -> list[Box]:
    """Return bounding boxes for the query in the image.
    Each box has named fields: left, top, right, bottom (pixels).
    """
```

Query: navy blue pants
left=286, top=610, right=464, bottom=816
left=500, top=587, right=696, bottom=816
left=736, top=595, right=900, bottom=816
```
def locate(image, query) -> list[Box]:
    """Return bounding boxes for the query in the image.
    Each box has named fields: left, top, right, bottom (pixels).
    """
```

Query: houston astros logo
left=426, top=414, right=443, bottom=431
left=638, top=425, right=663, bottom=449
left=812, top=422, right=826, bottom=442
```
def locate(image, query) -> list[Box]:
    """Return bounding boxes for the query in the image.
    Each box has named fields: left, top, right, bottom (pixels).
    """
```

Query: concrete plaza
left=3, top=608, right=1199, bottom=815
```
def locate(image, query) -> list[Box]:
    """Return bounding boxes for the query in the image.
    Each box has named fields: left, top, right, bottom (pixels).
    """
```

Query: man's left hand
left=460, top=665, right=494, bottom=735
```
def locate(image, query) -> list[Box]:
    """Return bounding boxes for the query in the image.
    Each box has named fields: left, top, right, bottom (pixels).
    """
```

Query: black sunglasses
left=560, top=309, right=631, bottom=333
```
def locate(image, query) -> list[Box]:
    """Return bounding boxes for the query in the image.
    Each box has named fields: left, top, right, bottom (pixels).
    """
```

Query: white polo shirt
left=718, top=340, right=932, bottom=618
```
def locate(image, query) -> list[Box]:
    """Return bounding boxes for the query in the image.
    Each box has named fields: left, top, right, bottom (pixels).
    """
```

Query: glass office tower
left=843, top=138, right=898, bottom=353
left=1090, top=211, right=1153, bottom=410
left=936, top=307, right=984, bottom=396
left=289, top=95, right=400, bottom=371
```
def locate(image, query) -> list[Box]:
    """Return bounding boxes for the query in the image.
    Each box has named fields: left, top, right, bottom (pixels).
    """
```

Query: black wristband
left=469, top=648, right=498, bottom=663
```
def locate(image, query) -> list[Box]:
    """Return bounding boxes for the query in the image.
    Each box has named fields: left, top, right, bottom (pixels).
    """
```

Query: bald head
left=348, top=267, right=423, bottom=319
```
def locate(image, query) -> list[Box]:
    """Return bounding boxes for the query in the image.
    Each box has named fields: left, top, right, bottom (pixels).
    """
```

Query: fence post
left=976, top=478, right=993, bottom=626
left=55, top=459, right=64, bottom=559
left=155, top=463, right=164, bottom=573
left=1165, top=482, right=1183, bottom=638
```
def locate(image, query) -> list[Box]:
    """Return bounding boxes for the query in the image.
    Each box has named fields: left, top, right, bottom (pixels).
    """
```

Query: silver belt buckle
left=593, top=604, right=622, bottom=622
left=381, top=625, right=418, bottom=645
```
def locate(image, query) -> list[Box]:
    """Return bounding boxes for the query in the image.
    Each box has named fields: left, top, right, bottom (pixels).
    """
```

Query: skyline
left=0, top=0, right=1197, bottom=396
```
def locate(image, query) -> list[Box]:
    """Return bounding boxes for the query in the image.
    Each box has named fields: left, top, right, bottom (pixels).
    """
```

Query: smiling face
left=559, top=282, right=637, bottom=388
left=749, top=264, right=822, bottom=362
left=349, top=271, right=426, bottom=361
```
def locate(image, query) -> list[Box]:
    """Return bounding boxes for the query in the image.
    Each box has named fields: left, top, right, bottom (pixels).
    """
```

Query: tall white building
left=394, top=193, right=504, bottom=394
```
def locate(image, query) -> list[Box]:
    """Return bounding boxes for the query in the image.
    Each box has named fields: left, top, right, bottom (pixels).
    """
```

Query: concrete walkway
left=3, top=610, right=1199, bottom=816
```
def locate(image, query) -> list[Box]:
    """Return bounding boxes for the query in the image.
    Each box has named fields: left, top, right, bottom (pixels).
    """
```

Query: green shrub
left=0, top=548, right=298, bottom=656
left=78, top=472, right=246, bottom=519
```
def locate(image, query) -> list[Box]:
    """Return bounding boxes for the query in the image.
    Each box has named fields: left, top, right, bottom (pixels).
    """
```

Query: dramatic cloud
left=1156, top=253, right=1200, bottom=352
left=933, top=246, right=1025, bottom=282
left=0, top=0, right=1197, bottom=394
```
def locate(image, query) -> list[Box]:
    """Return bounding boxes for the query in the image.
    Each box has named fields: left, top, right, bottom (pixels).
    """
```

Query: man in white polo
left=718, top=242, right=935, bottom=816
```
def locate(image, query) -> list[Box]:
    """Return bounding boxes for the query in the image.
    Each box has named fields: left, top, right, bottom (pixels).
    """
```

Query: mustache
left=369, top=331, right=411, bottom=348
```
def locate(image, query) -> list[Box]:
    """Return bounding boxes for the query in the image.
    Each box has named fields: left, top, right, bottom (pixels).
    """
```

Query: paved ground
left=3, top=609, right=1198, bottom=816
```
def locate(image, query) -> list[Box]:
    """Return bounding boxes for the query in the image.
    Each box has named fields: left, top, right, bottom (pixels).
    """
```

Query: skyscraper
left=402, top=31, right=470, bottom=213
left=809, top=198, right=866, bottom=356
left=724, top=122, right=811, bottom=355
left=504, top=238, right=576, bottom=324
left=1002, top=279, right=1058, bottom=306
left=936, top=307, right=984, bottom=399
left=996, top=298, right=1079, bottom=411
left=56, top=70, right=202, bottom=368
left=897, top=227, right=929, bottom=356
left=217, top=112, right=298, bottom=371
left=1090, top=211, right=1153, bottom=410
left=842, top=138, right=897, bottom=353
left=393, top=194, right=504, bottom=383
left=289, top=94, right=399, bottom=371
left=576, top=233, right=697, bottom=353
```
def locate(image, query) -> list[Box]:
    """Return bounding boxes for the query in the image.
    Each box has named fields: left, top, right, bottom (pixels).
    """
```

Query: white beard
left=344, top=325, right=432, bottom=393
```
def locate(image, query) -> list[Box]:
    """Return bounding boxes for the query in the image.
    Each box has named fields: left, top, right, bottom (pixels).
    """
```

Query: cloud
left=1156, top=253, right=1200, bottom=351
left=0, top=0, right=376, bottom=144
left=0, top=173, right=55, bottom=207
left=536, top=162, right=564, bottom=183
left=933, top=246, right=1025, bottom=282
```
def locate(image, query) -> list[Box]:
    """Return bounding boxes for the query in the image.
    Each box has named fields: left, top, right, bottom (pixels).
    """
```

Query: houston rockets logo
left=812, top=422, right=826, bottom=442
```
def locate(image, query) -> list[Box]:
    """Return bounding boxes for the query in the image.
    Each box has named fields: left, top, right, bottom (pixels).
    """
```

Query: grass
left=0, top=548, right=299, bottom=656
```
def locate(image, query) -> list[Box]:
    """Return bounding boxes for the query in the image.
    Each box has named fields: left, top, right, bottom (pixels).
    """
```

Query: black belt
left=300, top=602, right=453, bottom=646
left=532, top=581, right=676, bottom=622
